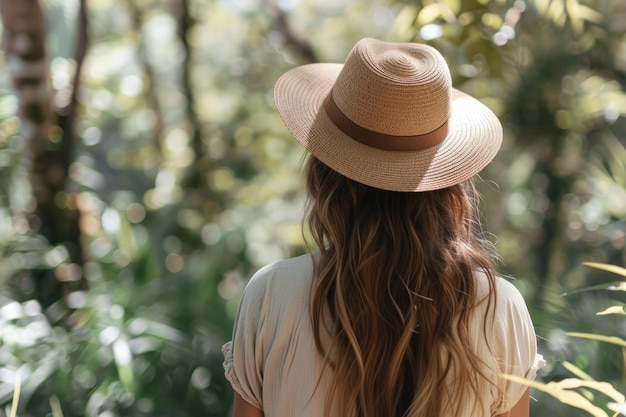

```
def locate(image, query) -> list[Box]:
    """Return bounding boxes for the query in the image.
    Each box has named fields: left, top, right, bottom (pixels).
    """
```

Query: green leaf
left=562, top=281, right=626, bottom=296
left=562, top=361, right=594, bottom=381
left=113, top=338, right=135, bottom=391
left=577, top=4, right=604, bottom=23
left=608, top=402, right=626, bottom=416
left=49, top=395, right=65, bottom=417
left=566, top=332, right=626, bottom=348
left=391, top=5, right=418, bottom=40
left=417, top=4, right=443, bottom=25
left=501, top=375, right=625, bottom=417
left=9, top=372, right=20, bottom=417
left=596, top=306, right=626, bottom=316
left=582, top=262, right=626, bottom=278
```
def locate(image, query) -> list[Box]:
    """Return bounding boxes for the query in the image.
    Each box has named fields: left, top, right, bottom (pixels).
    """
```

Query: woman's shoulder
left=472, top=270, right=533, bottom=329
left=251, top=253, right=314, bottom=279
left=473, top=269, right=527, bottom=304
left=248, top=253, right=314, bottom=286
left=473, top=270, right=536, bottom=346
left=241, top=253, right=315, bottom=308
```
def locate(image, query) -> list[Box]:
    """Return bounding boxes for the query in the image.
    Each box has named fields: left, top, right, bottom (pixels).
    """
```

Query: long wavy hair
left=304, top=155, right=501, bottom=417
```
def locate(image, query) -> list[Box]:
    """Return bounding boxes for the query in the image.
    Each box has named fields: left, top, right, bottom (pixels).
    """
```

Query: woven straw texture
left=274, top=38, right=503, bottom=192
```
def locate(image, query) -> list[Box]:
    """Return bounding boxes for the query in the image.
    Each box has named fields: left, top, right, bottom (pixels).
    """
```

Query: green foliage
left=0, top=0, right=625, bottom=416
left=507, top=263, right=626, bottom=417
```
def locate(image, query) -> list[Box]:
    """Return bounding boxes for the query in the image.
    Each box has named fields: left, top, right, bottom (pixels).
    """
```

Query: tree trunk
left=0, top=0, right=88, bottom=306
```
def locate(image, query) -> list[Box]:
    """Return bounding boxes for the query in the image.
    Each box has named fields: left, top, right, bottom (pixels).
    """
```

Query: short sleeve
left=492, top=279, right=545, bottom=414
left=222, top=264, right=275, bottom=411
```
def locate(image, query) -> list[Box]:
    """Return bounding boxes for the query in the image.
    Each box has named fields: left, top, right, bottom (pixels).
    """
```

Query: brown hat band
left=323, top=93, right=449, bottom=152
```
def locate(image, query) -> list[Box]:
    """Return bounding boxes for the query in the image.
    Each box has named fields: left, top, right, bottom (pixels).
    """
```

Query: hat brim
left=274, top=63, right=503, bottom=192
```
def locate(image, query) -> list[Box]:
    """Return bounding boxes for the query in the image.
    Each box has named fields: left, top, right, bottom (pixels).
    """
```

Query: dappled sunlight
left=0, top=0, right=625, bottom=415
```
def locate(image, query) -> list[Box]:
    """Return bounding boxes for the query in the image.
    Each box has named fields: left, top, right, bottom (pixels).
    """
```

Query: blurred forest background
left=0, top=0, right=625, bottom=416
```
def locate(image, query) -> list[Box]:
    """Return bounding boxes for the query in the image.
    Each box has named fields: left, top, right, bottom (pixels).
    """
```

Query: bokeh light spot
left=126, top=203, right=146, bottom=223
left=420, top=24, right=443, bottom=41
left=191, top=367, right=211, bottom=390
left=165, top=253, right=184, bottom=273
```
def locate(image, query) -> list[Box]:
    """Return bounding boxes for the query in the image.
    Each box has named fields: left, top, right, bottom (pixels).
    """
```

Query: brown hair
left=304, top=155, right=500, bottom=417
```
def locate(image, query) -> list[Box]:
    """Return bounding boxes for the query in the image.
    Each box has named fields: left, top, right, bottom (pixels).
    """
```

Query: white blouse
left=223, top=254, right=544, bottom=416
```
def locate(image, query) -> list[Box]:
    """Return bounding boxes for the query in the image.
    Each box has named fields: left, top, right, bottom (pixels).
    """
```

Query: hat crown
left=273, top=37, right=503, bottom=192
left=332, top=38, right=452, bottom=137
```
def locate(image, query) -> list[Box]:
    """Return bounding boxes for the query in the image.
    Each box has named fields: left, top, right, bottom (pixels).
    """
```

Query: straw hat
left=273, top=38, right=503, bottom=192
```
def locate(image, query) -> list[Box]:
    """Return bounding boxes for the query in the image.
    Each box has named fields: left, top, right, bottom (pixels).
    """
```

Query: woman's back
left=223, top=37, right=544, bottom=417
left=223, top=254, right=542, bottom=416
left=304, top=158, right=499, bottom=416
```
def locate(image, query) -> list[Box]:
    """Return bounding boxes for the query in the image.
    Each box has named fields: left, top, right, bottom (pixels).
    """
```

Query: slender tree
left=0, top=0, right=89, bottom=305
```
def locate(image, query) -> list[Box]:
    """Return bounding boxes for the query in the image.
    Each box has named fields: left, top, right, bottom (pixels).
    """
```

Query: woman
left=223, top=38, right=544, bottom=417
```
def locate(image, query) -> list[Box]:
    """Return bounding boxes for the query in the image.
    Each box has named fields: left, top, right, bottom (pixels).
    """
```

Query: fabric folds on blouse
left=223, top=254, right=544, bottom=416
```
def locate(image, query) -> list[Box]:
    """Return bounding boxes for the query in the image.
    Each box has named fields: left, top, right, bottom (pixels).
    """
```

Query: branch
left=128, top=0, right=165, bottom=155
left=0, top=0, right=52, bottom=167
left=0, top=0, right=89, bottom=305
left=178, top=0, right=206, bottom=188
left=265, top=0, right=318, bottom=63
